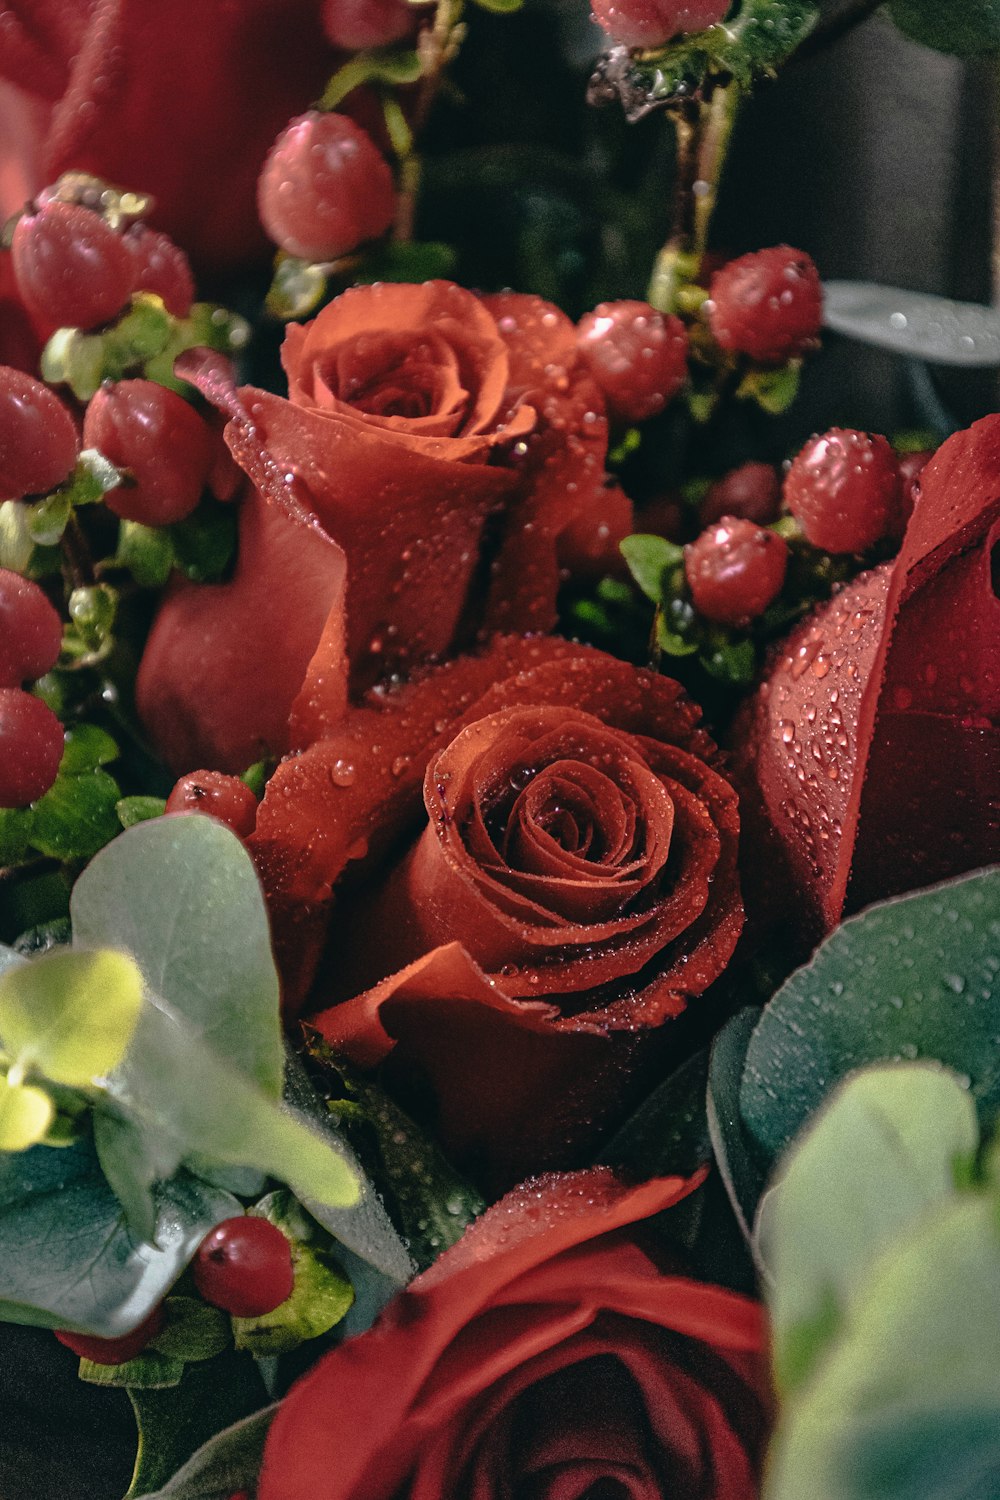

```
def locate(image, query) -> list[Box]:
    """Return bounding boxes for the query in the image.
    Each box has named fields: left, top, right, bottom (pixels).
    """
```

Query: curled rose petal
left=733, top=411, right=1000, bottom=942
left=258, top=1169, right=768, bottom=1500
left=137, top=285, right=614, bottom=771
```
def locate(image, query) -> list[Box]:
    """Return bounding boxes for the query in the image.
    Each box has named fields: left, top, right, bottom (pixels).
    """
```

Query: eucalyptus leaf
left=765, top=1194, right=1000, bottom=1500
left=71, top=817, right=283, bottom=1097
left=0, top=1139, right=239, bottom=1336
left=706, top=1007, right=765, bottom=1244
left=757, top=1063, right=980, bottom=1394
left=0, top=1074, right=54, bottom=1150
left=0, top=947, right=143, bottom=1087
left=888, top=0, right=1000, bottom=55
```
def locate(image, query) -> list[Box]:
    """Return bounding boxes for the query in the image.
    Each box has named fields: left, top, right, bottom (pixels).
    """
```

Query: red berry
left=685, top=517, right=788, bottom=626
left=84, top=379, right=212, bottom=526
left=557, top=480, right=633, bottom=579
left=12, top=201, right=134, bottom=331
left=322, top=0, right=415, bottom=48
left=166, top=771, right=258, bottom=838
left=784, top=428, right=900, bottom=554
left=122, top=224, right=194, bottom=317
left=257, top=112, right=396, bottom=263
left=0, top=571, right=62, bottom=687
left=591, top=0, right=728, bottom=46
left=637, top=492, right=685, bottom=541
left=577, top=300, right=688, bottom=424
left=708, top=246, right=822, bottom=364
left=193, top=1217, right=294, bottom=1318
left=893, top=448, right=933, bottom=536
left=0, top=689, right=64, bottom=806
left=699, top=461, right=781, bottom=528
left=55, top=1305, right=164, bottom=1365
left=0, top=366, right=79, bottom=500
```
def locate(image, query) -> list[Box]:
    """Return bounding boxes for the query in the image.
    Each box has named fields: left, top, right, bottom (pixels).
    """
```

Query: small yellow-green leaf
left=0, top=948, right=144, bottom=1087
left=0, top=1075, right=54, bottom=1150
left=232, top=1239, right=354, bottom=1357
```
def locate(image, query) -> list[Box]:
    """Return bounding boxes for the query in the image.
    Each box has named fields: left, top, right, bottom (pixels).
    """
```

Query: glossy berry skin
left=0, top=571, right=63, bottom=687
left=166, top=771, right=258, bottom=838
left=84, top=379, right=212, bottom=526
left=123, top=224, right=194, bottom=317
left=55, top=1305, right=164, bottom=1366
left=194, top=1217, right=295, bottom=1318
left=0, top=366, right=79, bottom=500
left=322, top=0, right=415, bottom=48
left=592, top=0, right=728, bottom=47
left=685, top=517, right=788, bottom=626
left=699, top=461, right=781, bottom=528
left=784, top=428, right=900, bottom=554
left=708, top=246, right=822, bottom=364
left=0, top=689, right=64, bottom=807
left=257, top=112, right=396, bottom=263
left=577, top=300, right=688, bottom=424
left=11, top=201, right=134, bottom=331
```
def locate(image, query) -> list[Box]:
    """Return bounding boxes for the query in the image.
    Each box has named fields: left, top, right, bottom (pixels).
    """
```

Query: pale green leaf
left=0, top=947, right=143, bottom=1086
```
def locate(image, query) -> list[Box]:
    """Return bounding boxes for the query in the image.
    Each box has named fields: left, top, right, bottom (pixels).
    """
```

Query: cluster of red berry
left=0, top=570, right=64, bottom=808
left=592, top=0, right=730, bottom=49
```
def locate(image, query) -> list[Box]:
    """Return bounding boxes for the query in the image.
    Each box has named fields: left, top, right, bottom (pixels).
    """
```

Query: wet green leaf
left=620, top=533, right=683, bottom=602
left=888, top=0, right=1000, bottom=55
left=30, top=767, right=123, bottom=861
left=0, top=947, right=143, bottom=1087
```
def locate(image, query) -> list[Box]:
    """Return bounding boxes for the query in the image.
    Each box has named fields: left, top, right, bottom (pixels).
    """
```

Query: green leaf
left=757, top=1063, right=980, bottom=1394
left=117, top=797, right=167, bottom=830
left=71, top=817, right=283, bottom=1097
left=0, top=1074, right=54, bottom=1149
left=130, top=1401, right=277, bottom=1499
left=30, top=767, right=123, bottom=861
left=79, top=1349, right=187, bottom=1389
left=231, top=1193, right=354, bottom=1356
left=169, top=500, right=236, bottom=583
left=706, top=1007, right=766, bottom=1243
left=357, top=240, right=458, bottom=285
left=0, top=500, right=35, bottom=572
left=265, top=257, right=328, bottom=321
left=701, top=635, right=757, bottom=684
left=60, top=724, right=120, bottom=775
left=620, top=533, right=683, bottom=602
left=319, top=47, right=422, bottom=112
left=0, top=806, right=33, bottom=865
left=888, top=0, right=1000, bottom=55
left=0, top=947, right=143, bottom=1087
left=765, top=1194, right=1000, bottom=1500
left=472, top=0, right=524, bottom=11
left=740, top=870, right=1000, bottom=1170
left=69, top=448, right=124, bottom=505
left=0, top=1139, right=239, bottom=1335
left=599, top=1049, right=713, bottom=1178
left=116, top=521, right=176, bottom=588
left=26, top=489, right=72, bottom=545
left=151, top=1298, right=231, bottom=1364
left=68, top=582, right=118, bottom=650
left=40, top=327, right=105, bottom=401
left=735, top=360, right=802, bottom=414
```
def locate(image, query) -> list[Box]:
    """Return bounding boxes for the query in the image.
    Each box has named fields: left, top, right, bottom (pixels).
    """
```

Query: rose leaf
left=765, top=1193, right=1000, bottom=1500
left=756, top=1062, right=979, bottom=1395
left=888, top=0, right=1000, bottom=55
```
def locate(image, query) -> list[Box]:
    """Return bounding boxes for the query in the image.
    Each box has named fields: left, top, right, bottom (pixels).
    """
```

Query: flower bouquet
left=0, top=1, right=998, bottom=1496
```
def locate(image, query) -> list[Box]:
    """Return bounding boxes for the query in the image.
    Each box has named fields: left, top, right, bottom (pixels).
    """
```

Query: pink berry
left=700, top=461, right=781, bottom=528
left=12, top=201, right=134, bottom=331
left=685, top=517, right=788, bottom=626
left=55, top=1305, right=164, bottom=1366
left=577, top=300, right=688, bottom=424
left=708, top=246, right=822, bottom=364
left=257, top=112, right=396, bottom=263
left=122, top=224, right=194, bottom=317
left=0, top=689, right=64, bottom=807
left=784, top=428, right=900, bottom=554
left=166, top=771, right=258, bottom=837
left=0, top=571, right=63, bottom=687
left=193, top=1217, right=295, bottom=1318
left=84, top=379, right=212, bottom=526
left=591, top=0, right=728, bottom=47
left=0, top=366, right=79, bottom=500
left=321, top=0, right=415, bottom=49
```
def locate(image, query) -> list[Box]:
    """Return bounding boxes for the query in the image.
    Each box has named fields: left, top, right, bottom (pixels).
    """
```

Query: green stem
left=393, top=0, right=465, bottom=242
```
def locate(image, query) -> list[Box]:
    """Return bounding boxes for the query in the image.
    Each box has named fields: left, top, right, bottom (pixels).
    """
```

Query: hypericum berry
left=637, top=492, right=684, bottom=541
left=699, top=461, right=781, bottom=528
left=0, top=572, right=63, bottom=687
left=784, top=428, right=900, bottom=554
left=122, top=224, right=194, bottom=317
left=577, top=300, right=688, bottom=424
left=893, top=448, right=933, bottom=536
left=321, top=0, right=415, bottom=49
left=11, top=201, right=134, bottom=331
left=591, top=0, right=728, bottom=47
left=257, top=112, right=396, bottom=263
left=0, top=688, right=64, bottom=807
left=193, top=1217, right=295, bottom=1318
left=685, top=517, right=788, bottom=626
left=707, top=246, right=822, bottom=364
left=557, top=480, right=633, bottom=579
left=55, top=1305, right=164, bottom=1366
left=0, top=366, right=79, bottom=500
left=166, top=771, right=258, bottom=838
left=84, top=379, right=212, bottom=526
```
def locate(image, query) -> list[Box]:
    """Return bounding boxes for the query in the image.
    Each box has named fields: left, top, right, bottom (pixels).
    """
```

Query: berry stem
left=61, top=514, right=96, bottom=591
left=392, top=0, right=466, bottom=243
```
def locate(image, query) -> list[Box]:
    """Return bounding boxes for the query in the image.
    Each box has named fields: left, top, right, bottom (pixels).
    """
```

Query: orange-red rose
left=248, top=635, right=742, bottom=1185
left=137, top=282, right=626, bottom=772
left=258, top=1168, right=770, bottom=1500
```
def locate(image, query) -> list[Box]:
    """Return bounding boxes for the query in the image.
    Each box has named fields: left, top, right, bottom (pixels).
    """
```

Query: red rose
left=0, top=0, right=343, bottom=269
left=733, top=412, right=1000, bottom=944
left=258, top=1169, right=769, bottom=1500
left=137, top=283, right=619, bottom=771
left=248, top=635, right=741, bottom=1184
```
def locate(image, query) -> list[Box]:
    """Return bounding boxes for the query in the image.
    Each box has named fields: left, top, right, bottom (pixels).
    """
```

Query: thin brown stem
left=60, top=515, right=95, bottom=591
